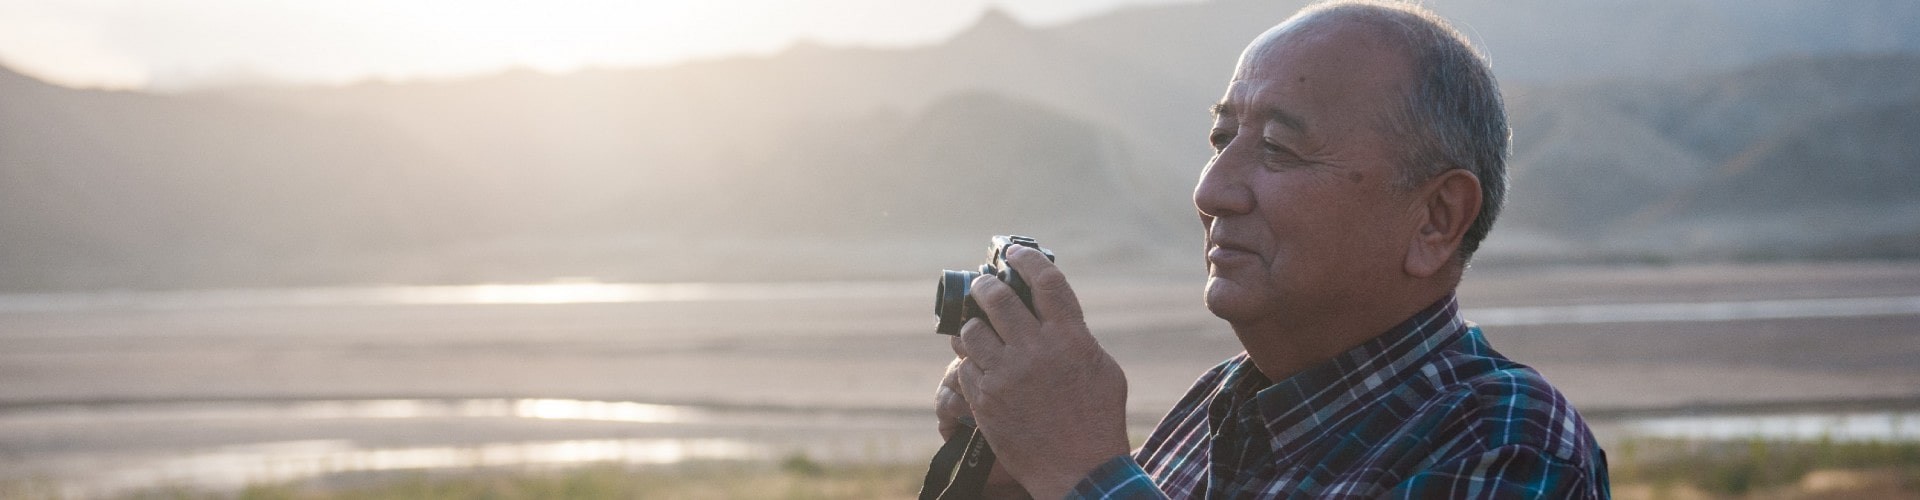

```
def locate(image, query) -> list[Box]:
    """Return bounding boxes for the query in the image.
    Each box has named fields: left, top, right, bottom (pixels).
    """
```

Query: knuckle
left=938, top=387, right=969, bottom=411
left=1050, top=302, right=1088, bottom=325
left=969, top=274, right=999, bottom=294
left=959, top=322, right=999, bottom=360
left=960, top=338, right=986, bottom=362
left=957, top=363, right=989, bottom=400
left=954, top=360, right=979, bottom=385
left=960, top=318, right=991, bottom=341
left=1027, top=264, right=1070, bottom=292
left=972, top=279, right=1029, bottom=319
left=970, top=277, right=1008, bottom=302
left=991, top=283, right=1027, bottom=311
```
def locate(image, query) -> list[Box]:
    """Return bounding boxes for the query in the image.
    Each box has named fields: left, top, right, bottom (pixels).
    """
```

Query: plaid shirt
left=1070, top=295, right=1609, bottom=499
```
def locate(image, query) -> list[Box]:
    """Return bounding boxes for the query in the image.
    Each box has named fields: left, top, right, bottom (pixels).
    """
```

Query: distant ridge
left=1499, top=54, right=1920, bottom=260
left=3, top=1, right=1919, bottom=290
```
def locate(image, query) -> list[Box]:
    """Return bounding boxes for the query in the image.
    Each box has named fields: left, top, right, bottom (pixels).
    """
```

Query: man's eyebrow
left=1264, top=106, right=1308, bottom=134
left=1209, top=103, right=1308, bottom=134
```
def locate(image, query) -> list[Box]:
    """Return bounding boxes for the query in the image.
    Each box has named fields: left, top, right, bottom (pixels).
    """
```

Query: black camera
left=933, top=235, right=1056, bottom=336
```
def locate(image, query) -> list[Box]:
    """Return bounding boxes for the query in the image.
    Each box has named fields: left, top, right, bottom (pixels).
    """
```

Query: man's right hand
left=938, top=356, right=1032, bottom=499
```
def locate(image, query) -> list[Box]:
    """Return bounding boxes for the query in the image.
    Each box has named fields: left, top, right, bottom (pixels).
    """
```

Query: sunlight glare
left=85, top=438, right=759, bottom=495
left=514, top=399, right=691, bottom=424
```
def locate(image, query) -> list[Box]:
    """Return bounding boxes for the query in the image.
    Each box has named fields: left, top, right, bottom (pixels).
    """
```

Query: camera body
left=934, top=235, right=1056, bottom=335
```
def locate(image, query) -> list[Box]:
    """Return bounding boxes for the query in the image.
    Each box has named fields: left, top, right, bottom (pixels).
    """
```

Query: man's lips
left=1206, top=239, right=1258, bottom=261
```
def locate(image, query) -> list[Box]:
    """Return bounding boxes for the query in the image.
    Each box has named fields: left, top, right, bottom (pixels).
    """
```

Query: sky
left=0, top=0, right=1196, bottom=91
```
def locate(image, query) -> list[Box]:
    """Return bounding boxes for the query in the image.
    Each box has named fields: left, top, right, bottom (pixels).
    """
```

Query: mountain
left=1050, top=0, right=1920, bottom=85
left=1495, top=54, right=1920, bottom=260
left=0, top=65, right=478, bottom=289
left=2, top=1, right=1919, bottom=290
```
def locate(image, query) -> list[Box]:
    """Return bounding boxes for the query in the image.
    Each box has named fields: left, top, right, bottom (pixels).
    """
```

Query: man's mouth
left=1206, top=238, right=1258, bottom=261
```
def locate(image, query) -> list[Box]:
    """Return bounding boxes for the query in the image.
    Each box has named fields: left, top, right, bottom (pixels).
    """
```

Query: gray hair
left=1292, top=0, right=1510, bottom=261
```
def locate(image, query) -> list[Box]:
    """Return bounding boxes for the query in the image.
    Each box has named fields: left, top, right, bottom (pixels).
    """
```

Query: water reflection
left=18, top=397, right=1920, bottom=496
left=11, top=398, right=922, bottom=496
left=1, top=398, right=700, bottom=425
left=514, top=398, right=689, bottom=423
left=1470, top=295, right=1920, bottom=326
left=0, top=281, right=924, bottom=312
left=1616, top=410, right=1920, bottom=442
left=5, top=282, right=1915, bottom=326
left=87, top=438, right=757, bottom=495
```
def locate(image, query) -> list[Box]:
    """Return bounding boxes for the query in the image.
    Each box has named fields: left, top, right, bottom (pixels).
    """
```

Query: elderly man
left=937, top=1, right=1609, bottom=498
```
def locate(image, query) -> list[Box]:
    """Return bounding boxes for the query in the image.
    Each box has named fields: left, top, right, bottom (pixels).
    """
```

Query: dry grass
left=1610, top=438, right=1920, bottom=499
left=94, top=455, right=923, bottom=500
left=4, top=440, right=1914, bottom=499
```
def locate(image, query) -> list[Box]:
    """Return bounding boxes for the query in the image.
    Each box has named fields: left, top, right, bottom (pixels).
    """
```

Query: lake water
left=1615, top=409, right=1920, bottom=442
left=6, top=273, right=1918, bottom=495
left=3, top=281, right=1917, bottom=325
left=10, top=397, right=1918, bottom=496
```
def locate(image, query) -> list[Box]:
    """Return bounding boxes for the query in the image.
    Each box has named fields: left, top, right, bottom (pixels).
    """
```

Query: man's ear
left=1405, top=169, right=1482, bottom=279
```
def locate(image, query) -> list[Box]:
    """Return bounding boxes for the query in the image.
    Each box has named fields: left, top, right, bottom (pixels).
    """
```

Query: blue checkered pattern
left=1069, top=296, right=1609, bottom=499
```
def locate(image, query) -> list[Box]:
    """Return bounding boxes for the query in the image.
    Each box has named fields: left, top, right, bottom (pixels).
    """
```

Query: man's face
left=1196, top=20, right=1422, bottom=330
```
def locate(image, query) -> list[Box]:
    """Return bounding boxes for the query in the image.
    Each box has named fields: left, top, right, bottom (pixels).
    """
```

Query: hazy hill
left=1499, top=54, right=1920, bottom=261
left=1051, top=0, right=1920, bottom=87
left=3, top=1, right=1919, bottom=290
left=0, top=65, right=477, bottom=289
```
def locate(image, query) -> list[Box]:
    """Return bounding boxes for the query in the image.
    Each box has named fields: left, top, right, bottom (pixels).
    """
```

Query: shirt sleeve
left=1065, top=454, right=1170, bottom=500
left=1384, top=444, right=1607, bottom=499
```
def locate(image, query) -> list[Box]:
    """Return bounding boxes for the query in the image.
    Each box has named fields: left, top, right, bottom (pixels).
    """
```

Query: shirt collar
left=1246, top=294, right=1469, bottom=456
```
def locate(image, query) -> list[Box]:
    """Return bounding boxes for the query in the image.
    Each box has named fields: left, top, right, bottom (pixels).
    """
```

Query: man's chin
left=1203, top=276, right=1268, bottom=323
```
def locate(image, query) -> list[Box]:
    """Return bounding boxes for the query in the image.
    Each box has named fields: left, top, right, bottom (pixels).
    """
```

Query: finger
left=1004, top=245, right=1086, bottom=326
left=950, top=335, right=967, bottom=358
left=954, top=357, right=990, bottom=416
left=969, top=274, right=1042, bottom=347
left=936, top=359, right=973, bottom=439
left=940, top=357, right=965, bottom=394
left=957, top=317, right=1004, bottom=370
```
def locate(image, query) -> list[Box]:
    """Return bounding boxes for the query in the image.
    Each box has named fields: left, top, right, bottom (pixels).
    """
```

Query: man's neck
left=1234, top=288, right=1457, bottom=382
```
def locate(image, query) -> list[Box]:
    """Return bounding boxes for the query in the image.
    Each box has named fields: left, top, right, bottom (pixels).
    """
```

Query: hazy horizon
left=0, top=0, right=1200, bottom=91
left=4, top=0, right=1917, bottom=293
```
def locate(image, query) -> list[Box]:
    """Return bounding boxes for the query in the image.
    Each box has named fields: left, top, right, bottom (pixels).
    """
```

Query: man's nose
left=1193, top=155, right=1253, bottom=218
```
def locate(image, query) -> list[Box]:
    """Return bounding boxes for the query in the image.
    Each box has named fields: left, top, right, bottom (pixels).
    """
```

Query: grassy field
left=5, top=441, right=1911, bottom=499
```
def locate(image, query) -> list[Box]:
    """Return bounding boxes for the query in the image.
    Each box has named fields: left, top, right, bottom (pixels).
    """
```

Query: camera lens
left=934, top=269, right=977, bottom=335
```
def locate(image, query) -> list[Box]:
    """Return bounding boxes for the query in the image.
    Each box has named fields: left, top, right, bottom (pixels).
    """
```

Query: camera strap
left=918, top=422, right=997, bottom=500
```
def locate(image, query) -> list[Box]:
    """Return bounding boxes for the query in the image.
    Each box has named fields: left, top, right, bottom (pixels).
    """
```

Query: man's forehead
left=1214, top=16, right=1412, bottom=126
left=1237, top=15, right=1403, bottom=77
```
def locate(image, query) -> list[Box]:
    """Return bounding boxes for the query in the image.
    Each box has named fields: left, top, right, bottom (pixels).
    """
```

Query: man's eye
left=1260, top=140, right=1304, bottom=168
left=1261, top=139, right=1299, bottom=158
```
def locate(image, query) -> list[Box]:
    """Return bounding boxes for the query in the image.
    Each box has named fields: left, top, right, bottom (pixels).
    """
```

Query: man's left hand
left=952, top=245, right=1131, bottom=499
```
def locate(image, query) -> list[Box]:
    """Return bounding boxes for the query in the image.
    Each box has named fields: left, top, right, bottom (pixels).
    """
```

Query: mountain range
left=3, top=0, right=1917, bottom=291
